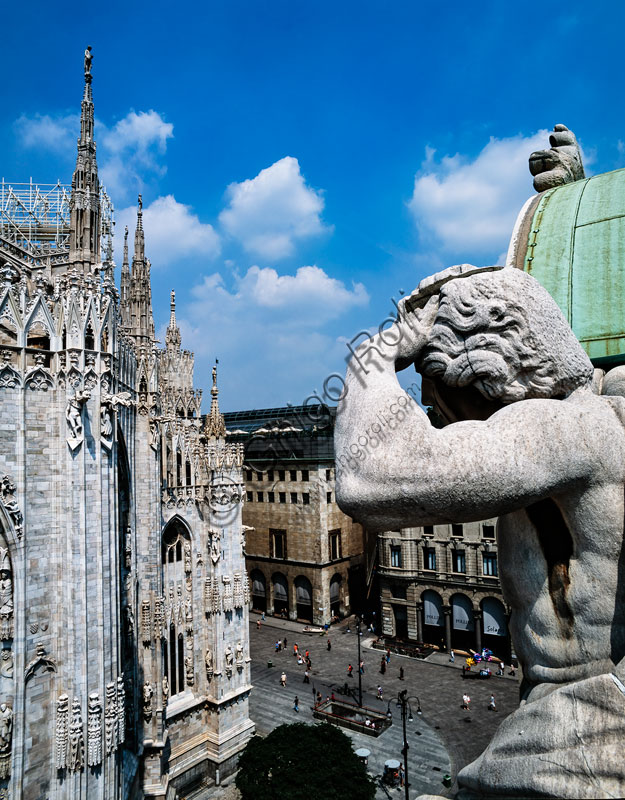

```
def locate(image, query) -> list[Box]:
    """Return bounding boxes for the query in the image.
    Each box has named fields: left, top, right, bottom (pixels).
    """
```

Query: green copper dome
left=510, top=167, right=625, bottom=366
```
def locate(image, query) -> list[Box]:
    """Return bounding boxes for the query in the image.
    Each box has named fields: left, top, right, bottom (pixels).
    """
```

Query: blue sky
left=3, top=1, right=624, bottom=410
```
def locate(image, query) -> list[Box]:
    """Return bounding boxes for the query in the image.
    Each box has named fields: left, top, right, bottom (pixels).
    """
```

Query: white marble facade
left=0, top=53, right=253, bottom=799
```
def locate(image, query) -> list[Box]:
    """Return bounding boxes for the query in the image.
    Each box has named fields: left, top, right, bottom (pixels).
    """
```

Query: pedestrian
left=293, top=695, right=299, bottom=712
left=261, top=611, right=265, bottom=621
left=297, top=655, right=303, bottom=665
left=450, top=649, right=455, bottom=663
left=359, top=660, right=365, bottom=674
left=399, top=763, right=405, bottom=788
left=327, top=638, right=331, bottom=651
left=386, top=649, right=391, bottom=664
left=305, top=650, right=309, bottom=660
left=347, top=664, right=353, bottom=677
left=331, top=692, right=336, bottom=701
left=377, top=685, right=383, bottom=700
left=280, top=671, right=287, bottom=687
left=497, top=661, right=504, bottom=676
left=316, top=691, right=322, bottom=705
left=283, top=637, right=287, bottom=649
left=488, top=694, right=497, bottom=712
left=380, top=656, right=386, bottom=674
left=256, top=619, right=261, bottom=630
left=275, top=641, right=280, bottom=652
left=278, top=639, right=282, bottom=651
left=303, top=669, right=310, bottom=684
left=509, top=663, right=516, bottom=677
left=462, top=692, right=471, bottom=711
left=462, top=664, right=466, bottom=679
left=306, top=658, right=312, bottom=670
left=293, top=644, right=298, bottom=657
left=399, top=666, right=404, bottom=681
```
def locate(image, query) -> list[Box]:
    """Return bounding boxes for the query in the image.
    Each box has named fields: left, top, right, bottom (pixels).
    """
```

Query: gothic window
left=185, top=460, right=192, bottom=486
left=84, top=323, right=95, bottom=351
left=176, top=452, right=182, bottom=486
left=161, top=520, right=192, bottom=698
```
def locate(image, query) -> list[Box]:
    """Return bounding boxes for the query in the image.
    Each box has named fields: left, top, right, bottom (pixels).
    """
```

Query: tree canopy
left=235, top=722, right=376, bottom=800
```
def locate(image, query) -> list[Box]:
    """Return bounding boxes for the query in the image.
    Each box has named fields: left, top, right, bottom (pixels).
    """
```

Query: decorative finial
left=84, top=46, right=93, bottom=83
left=138, top=194, right=143, bottom=213
left=170, top=289, right=175, bottom=313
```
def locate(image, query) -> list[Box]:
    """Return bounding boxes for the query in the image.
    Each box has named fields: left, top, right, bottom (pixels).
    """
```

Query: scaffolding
left=0, top=178, right=114, bottom=268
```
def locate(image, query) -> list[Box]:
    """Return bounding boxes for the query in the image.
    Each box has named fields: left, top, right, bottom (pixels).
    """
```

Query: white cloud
left=13, top=113, right=79, bottom=155
left=164, top=264, right=368, bottom=408
left=218, top=156, right=332, bottom=260
left=408, top=131, right=548, bottom=260
left=99, top=110, right=173, bottom=202
left=116, top=195, right=220, bottom=267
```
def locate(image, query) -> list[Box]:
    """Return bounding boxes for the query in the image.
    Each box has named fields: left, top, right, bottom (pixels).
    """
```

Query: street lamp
left=386, top=689, right=421, bottom=800
left=356, top=620, right=363, bottom=707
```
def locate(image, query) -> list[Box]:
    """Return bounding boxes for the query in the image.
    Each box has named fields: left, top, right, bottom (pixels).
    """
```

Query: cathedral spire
left=133, top=195, right=145, bottom=264
left=204, top=363, right=226, bottom=439
left=68, top=46, right=100, bottom=272
left=165, top=290, right=182, bottom=352
left=120, top=226, right=130, bottom=324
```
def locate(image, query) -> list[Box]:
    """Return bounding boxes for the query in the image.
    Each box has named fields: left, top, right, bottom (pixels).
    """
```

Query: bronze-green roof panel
left=519, top=167, right=625, bottom=365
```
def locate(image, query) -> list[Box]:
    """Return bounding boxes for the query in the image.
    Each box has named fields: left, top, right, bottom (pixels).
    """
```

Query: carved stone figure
left=162, top=676, right=169, bottom=706
left=0, top=703, right=12, bottom=779
left=336, top=264, right=625, bottom=799
left=87, top=693, right=102, bottom=767
left=205, top=648, right=213, bottom=680
left=0, top=476, right=22, bottom=539
left=184, top=598, right=193, bottom=634
left=185, top=639, right=194, bottom=686
left=224, top=644, right=234, bottom=678
left=55, top=694, right=69, bottom=769
left=100, top=403, right=112, bottom=440
left=0, top=650, right=13, bottom=679
left=142, top=681, right=153, bottom=721
left=116, top=676, right=125, bottom=745
left=66, top=390, right=90, bottom=441
left=149, top=418, right=159, bottom=450
left=184, top=541, right=192, bottom=574
left=84, top=46, right=93, bottom=78
left=209, top=530, right=221, bottom=564
left=204, top=577, right=212, bottom=614
left=0, top=549, right=13, bottom=641
left=235, top=641, right=244, bottom=669
left=67, top=698, right=84, bottom=772
left=529, top=124, right=585, bottom=192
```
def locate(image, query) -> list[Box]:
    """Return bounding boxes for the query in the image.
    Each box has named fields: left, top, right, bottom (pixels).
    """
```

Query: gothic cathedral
left=0, top=51, right=254, bottom=798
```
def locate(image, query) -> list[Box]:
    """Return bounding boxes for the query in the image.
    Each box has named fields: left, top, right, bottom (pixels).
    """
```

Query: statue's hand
left=393, top=294, right=439, bottom=372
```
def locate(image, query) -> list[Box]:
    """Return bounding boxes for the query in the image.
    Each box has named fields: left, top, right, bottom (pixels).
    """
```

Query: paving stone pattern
left=244, top=616, right=520, bottom=798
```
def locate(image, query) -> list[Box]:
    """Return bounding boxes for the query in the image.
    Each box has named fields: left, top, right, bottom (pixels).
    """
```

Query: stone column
left=443, top=605, right=452, bottom=652
left=289, top=580, right=297, bottom=622
left=474, top=611, right=482, bottom=652
left=415, top=602, right=423, bottom=643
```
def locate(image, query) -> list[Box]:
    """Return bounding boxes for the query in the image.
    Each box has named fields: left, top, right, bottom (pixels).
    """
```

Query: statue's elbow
left=335, top=473, right=365, bottom=521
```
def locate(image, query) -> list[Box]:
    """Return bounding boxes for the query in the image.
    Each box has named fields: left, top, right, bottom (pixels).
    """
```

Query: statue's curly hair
left=419, top=268, right=593, bottom=404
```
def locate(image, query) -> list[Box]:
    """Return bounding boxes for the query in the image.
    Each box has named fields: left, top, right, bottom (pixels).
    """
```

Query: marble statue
left=336, top=264, right=625, bottom=799
left=0, top=703, right=12, bottom=779
left=529, top=124, right=585, bottom=192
